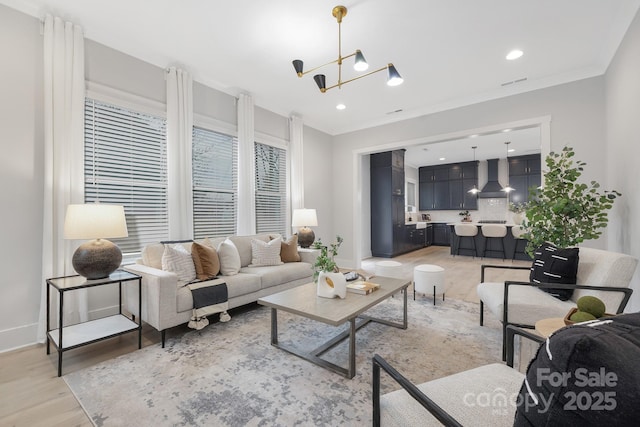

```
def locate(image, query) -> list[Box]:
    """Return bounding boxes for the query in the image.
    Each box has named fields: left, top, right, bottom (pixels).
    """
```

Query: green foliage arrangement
left=522, top=147, right=620, bottom=255
left=312, top=235, right=343, bottom=279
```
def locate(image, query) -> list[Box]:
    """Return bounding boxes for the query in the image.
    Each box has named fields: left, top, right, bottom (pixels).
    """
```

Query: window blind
left=255, top=142, right=287, bottom=236
left=192, top=127, right=238, bottom=239
left=84, top=98, right=168, bottom=259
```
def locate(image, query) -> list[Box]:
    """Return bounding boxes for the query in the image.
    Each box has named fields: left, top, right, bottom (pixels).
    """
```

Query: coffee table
left=258, top=276, right=410, bottom=379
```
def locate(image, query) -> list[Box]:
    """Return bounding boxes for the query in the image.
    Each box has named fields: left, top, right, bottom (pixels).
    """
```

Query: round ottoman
left=413, top=264, right=446, bottom=305
left=375, top=260, right=403, bottom=279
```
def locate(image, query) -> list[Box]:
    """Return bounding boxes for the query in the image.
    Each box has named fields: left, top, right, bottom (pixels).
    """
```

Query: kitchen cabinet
left=508, top=154, right=541, bottom=204
left=419, top=161, right=478, bottom=210
left=432, top=223, right=450, bottom=246
left=371, top=150, right=407, bottom=257
left=425, top=224, right=433, bottom=246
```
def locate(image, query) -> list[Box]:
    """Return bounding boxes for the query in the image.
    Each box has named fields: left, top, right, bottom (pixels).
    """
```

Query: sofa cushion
left=477, top=281, right=574, bottom=326
left=280, top=235, right=301, bottom=263
left=529, top=243, right=579, bottom=301
left=217, top=239, right=241, bottom=276
left=161, top=244, right=196, bottom=282
left=229, top=233, right=280, bottom=267
left=249, top=237, right=283, bottom=267
left=191, top=241, right=220, bottom=280
left=241, top=262, right=313, bottom=289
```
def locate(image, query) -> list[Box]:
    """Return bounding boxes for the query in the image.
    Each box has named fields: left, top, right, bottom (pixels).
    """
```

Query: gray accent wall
left=606, top=8, right=640, bottom=311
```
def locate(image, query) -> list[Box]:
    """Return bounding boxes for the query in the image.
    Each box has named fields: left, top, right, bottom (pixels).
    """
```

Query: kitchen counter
left=447, top=223, right=531, bottom=260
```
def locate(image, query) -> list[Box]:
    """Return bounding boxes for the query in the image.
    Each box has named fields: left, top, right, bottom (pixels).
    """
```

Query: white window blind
left=192, top=127, right=238, bottom=239
left=84, top=98, right=168, bottom=259
left=255, top=142, right=287, bottom=236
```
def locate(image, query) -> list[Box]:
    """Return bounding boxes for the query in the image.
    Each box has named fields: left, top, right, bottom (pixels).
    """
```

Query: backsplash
left=408, top=197, right=514, bottom=223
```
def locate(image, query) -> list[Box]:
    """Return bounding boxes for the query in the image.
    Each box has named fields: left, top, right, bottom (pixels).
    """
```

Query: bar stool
left=511, top=225, right=527, bottom=260
left=453, top=224, right=478, bottom=257
left=481, top=224, right=507, bottom=259
left=413, top=264, right=446, bottom=305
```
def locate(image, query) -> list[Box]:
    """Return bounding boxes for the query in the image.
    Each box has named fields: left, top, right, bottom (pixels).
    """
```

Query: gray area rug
left=65, top=296, right=503, bottom=426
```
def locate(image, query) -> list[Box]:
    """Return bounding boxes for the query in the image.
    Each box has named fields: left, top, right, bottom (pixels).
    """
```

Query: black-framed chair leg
left=161, top=330, right=166, bottom=348
left=479, top=300, right=484, bottom=326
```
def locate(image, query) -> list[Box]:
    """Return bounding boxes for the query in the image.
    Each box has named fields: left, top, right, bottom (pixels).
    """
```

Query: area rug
left=64, top=296, right=503, bottom=426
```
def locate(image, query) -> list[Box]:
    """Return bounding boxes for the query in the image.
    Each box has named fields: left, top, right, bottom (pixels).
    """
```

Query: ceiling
left=4, top=0, right=640, bottom=136
left=404, top=126, right=541, bottom=168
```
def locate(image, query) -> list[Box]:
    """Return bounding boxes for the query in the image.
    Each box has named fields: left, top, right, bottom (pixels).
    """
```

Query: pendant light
left=502, top=141, right=515, bottom=193
left=468, top=146, right=481, bottom=194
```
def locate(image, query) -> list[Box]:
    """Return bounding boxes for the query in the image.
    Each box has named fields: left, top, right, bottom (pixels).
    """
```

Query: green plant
left=521, top=146, right=620, bottom=255
left=508, top=202, right=528, bottom=213
left=459, top=210, right=470, bottom=220
left=312, top=235, right=343, bottom=279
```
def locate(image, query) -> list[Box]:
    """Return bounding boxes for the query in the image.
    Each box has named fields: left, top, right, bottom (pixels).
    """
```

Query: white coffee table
left=258, top=276, right=410, bottom=378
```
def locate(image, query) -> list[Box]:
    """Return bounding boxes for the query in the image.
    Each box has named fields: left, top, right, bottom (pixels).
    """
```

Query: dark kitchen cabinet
left=508, top=154, right=541, bottom=204
left=432, top=223, right=450, bottom=246
left=419, top=161, right=478, bottom=210
left=425, top=224, right=433, bottom=246
left=371, top=150, right=407, bottom=257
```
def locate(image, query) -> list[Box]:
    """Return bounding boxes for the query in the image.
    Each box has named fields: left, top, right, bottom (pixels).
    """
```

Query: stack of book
left=346, top=280, right=380, bottom=295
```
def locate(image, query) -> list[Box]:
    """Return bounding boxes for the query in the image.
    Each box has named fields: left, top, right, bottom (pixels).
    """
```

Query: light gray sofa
left=124, top=233, right=317, bottom=346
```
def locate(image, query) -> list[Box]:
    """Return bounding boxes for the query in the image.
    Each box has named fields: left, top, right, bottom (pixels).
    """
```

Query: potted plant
left=312, top=235, right=343, bottom=280
left=312, top=235, right=346, bottom=298
left=508, top=202, right=528, bottom=225
left=459, top=210, right=471, bottom=222
left=521, top=146, right=620, bottom=256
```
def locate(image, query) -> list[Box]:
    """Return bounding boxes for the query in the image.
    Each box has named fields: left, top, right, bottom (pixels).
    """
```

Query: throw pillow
left=250, top=237, right=283, bottom=267
left=191, top=241, right=220, bottom=280
left=217, top=239, right=241, bottom=276
left=161, top=244, right=197, bottom=283
left=529, top=243, right=579, bottom=301
left=514, top=312, right=640, bottom=426
left=279, top=235, right=301, bottom=263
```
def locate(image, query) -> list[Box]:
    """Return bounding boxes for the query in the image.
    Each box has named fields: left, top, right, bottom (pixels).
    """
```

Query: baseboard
left=0, top=322, right=39, bottom=353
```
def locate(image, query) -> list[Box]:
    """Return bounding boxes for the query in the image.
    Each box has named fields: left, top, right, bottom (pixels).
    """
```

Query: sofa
left=124, top=233, right=318, bottom=347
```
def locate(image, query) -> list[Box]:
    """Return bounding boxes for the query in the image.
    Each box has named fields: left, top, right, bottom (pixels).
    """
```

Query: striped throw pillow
left=250, top=237, right=283, bottom=267
left=162, top=244, right=196, bottom=283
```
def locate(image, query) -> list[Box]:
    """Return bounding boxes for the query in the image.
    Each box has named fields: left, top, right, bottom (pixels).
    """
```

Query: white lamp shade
left=292, top=208, right=318, bottom=227
left=64, top=204, right=129, bottom=240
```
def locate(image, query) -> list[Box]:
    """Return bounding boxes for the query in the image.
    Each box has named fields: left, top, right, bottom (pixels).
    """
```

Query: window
left=254, top=142, right=287, bottom=236
left=84, top=98, right=168, bottom=259
left=192, top=127, right=238, bottom=239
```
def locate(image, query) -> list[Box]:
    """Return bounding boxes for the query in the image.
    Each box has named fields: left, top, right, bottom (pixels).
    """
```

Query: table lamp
left=64, top=203, right=129, bottom=279
left=292, top=208, right=318, bottom=248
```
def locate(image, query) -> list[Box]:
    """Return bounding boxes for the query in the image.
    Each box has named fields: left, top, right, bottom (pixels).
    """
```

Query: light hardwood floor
left=0, top=246, right=530, bottom=426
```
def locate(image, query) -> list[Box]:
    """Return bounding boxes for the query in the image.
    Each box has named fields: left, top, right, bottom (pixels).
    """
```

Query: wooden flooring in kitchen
left=0, top=246, right=530, bottom=426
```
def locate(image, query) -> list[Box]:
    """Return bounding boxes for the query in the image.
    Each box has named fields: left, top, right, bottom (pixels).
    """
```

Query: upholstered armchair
left=477, top=246, right=637, bottom=360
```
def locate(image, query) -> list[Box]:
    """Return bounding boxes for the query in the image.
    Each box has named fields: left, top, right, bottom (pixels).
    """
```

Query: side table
left=535, top=317, right=566, bottom=338
left=46, top=269, right=142, bottom=376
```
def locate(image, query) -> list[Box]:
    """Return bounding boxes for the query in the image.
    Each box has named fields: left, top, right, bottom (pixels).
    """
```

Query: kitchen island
left=447, top=222, right=532, bottom=260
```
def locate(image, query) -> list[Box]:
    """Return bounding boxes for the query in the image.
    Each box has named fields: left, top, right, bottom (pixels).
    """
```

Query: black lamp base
left=297, top=227, right=316, bottom=248
left=72, top=239, right=122, bottom=279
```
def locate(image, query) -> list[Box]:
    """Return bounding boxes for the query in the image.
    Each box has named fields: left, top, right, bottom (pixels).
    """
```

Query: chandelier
left=292, top=5, right=403, bottom=93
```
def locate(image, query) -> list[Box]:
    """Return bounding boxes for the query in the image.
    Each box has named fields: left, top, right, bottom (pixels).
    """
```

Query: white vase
left=316, top=271, right=347, bottom=299
left=513, top=212, right=525, bottom=225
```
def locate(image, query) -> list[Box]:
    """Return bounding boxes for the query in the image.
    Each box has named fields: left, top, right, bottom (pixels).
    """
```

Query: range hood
left=478, top=158, right=507, bottom=198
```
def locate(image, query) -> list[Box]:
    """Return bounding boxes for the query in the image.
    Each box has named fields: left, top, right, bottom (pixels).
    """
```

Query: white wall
left=606, top=9, right=640, bottom=311
left=333, top=77, right=607, bottom=267
left=0, top=5, right=44, bottom=351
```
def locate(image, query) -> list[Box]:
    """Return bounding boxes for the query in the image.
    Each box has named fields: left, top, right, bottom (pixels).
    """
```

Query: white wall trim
left=193, top=113, right=237, bottom=137
left=0, top=323, right=38, bottom=353
left=86, top=81, right=166, bottom=117
left=255, top=131, right=288, bottom=149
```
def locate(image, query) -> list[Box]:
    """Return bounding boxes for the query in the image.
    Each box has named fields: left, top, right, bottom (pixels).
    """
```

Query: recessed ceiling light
left=469, top=134, right=479, bottom=138
left=502, top=129, right=512, bottom=133
left=506, top=49, right=523, bottom=60
left=336, top=103, right=346, bottom=110
left=508, top=148, right=515, bottom=153
left=439, top=157, right=446, bottom=161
